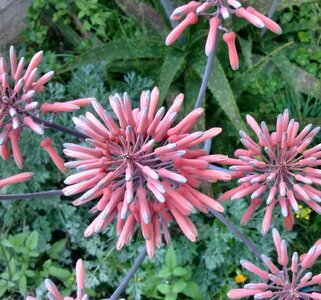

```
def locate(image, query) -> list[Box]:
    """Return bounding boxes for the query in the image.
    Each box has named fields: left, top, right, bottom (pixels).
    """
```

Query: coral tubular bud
left=205, top=17, right=221, bottom=56
left=166, top=12, right=198, bottom=46
left=223, top=32, right=239, bottom=70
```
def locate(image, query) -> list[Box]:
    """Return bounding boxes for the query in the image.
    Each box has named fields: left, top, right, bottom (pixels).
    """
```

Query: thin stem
left=0, top=190, right=63, bottom=201
left=160, top=0, right=177, bottom=29
left=109, top=247, right=147, bottom=300
left=260, top=0, right=281, bottom=37
left=194, top=49, right=215, bottom=109
left=32, top=115, right=88, bottom=140
left=210, top=209, right=263, bottom=260
left=0, top=239, right=12, bottom=280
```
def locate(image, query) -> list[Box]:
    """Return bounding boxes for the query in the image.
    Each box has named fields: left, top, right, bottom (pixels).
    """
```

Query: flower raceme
left=27, top=259, right=88, bottom=300
left=0, top=46, right=93, bottom=170
left=227, top=228, right=321, bottom=299
left=166, top=1, right=282, bottom=70
left=62, top=87, right=231, bottom=256
left=218, top=109, right=321, bottom=234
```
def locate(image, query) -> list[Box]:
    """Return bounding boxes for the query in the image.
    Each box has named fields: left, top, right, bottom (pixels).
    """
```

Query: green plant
left=156, top=245, right=203, bottom=300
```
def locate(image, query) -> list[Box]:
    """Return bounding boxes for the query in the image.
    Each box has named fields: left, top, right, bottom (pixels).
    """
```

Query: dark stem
left=260, top=0, right=281, bottom=37
left=0, top=190, right=63, bottom=201
left=160, top=0, right=177, bottom=29
left=194, top=38, right=218, bottom=109
left=109, top=248, right=147, bottom=300
left=210, top=209, right=263, bottom=260
left=32, top=115, right=88, bottom=140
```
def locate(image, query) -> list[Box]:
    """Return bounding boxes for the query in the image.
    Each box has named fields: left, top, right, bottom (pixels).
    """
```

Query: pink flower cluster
left=228, top=228, right=321, bottom=299
left=27, top=259, right=88, bottom=300
left=63, top=87, right=231, bottom=256
left=166, top=1, right=282, bottom=70
left=218, top=109, right=321, bottom=234
left=0, top=46, right=93, bottom=170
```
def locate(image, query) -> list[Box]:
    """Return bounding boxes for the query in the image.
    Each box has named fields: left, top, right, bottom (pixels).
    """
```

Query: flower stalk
left=32, top=115, right=88, bottom=140
left=210, top=209, right=263, bottom=260
left=0, top=190, right=63, bottom=201
left=109, top=248, right=147, bottom=300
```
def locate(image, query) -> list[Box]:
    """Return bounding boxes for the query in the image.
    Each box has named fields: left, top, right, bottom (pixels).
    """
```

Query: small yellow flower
left=234, top=272, right=247, bottom=284
left=295, top=205, right=312, bottom=221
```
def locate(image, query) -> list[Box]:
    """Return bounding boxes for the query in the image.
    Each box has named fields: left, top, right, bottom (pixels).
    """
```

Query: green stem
left=0, top=237, right=12, bottom=280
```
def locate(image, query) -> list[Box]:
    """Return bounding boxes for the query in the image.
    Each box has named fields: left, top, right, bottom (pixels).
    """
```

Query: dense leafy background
left=0, top=0, right=320, bottom=299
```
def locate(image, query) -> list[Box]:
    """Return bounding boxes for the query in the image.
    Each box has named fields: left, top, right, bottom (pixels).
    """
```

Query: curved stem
left=32, top=115, right=88, bottom=140
left=109, top=247, right=147, bottom=300
left=0, top=190, right=63, bottom=201
left=260, top=0, right=281, bottom=37
left=210, top=209, right=263, bottom=260
left=194, top=47, right=216, bottom=110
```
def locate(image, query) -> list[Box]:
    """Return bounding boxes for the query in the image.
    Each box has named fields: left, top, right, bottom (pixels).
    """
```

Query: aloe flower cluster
left=166, top=0, right=282, bottom=69
left=218, top=109, right=321, bottom=234
left=228, top=229, right=321, bottom=299
left=27, top=259, right=88, bottom=300
left=63, top=87, right=231, bottom=256
left=0, top=46, right=93, bottom=170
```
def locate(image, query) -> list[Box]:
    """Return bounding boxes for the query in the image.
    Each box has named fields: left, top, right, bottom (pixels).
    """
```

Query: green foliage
left=0, top=0, right=319, bottom=299
left=155, top=245, right=203, bottom=300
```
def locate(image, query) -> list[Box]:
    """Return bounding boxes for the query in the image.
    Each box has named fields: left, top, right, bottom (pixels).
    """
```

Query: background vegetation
left=0, top=0, right=320, bottom=299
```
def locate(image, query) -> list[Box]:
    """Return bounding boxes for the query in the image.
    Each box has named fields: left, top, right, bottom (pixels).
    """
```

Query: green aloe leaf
left=272, top=54, right=321, bottom=99
left=159, top=50, right=186, bottom=105
left=192, top=55, right=246, bottom=132
left=58, top=38, right=167, bottom=73
left=231, top=41, right=294, bottom=97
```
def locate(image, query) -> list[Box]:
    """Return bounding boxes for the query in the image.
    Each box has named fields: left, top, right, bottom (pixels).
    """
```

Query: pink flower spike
left=166, top=12, right=198, bottom=46
left=223, top=32, right=239, bottom=70
left=220, top=7, right=230, bottom=19
left=29, top=259, right=89, bottom=300
left=0, top=172, right=33, bottom=189
left=219, top=109, right=321, bottom=233
left=9, top=46, right=17, bottom=78
left=76, top=259, right=85, bottom=298
left=8, top=129, right=23, bottom=169
left=228, top=229, right=321, bottom=299
left=227, top=289, right=263, bottom=298
left=23, top=116, right=44, bottom=135
left=0, top=144, right=10, bottom=160
left=40, top=138, right=67, bottom=173
left=235, top=7, right=265, bottom=28
left=23, top=51, right=43, bottom=80
left=246, top=7, right=282, bottom=34
left=205, top=17, right=221, bottom=56
left=228, top=0, right=241, bottom=9
left=171, top=1, right=201, bottom=20
left=32, top=71, right=54, bottom=92
left=196, top=1, right=211, bottom=14
left=45, top=279, right=63, bottom=300
left=66, top=97, right=95, bottom=107
left=63, top=88, right=228, bottom=255
left=41, top=102, right=80, bottom=114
